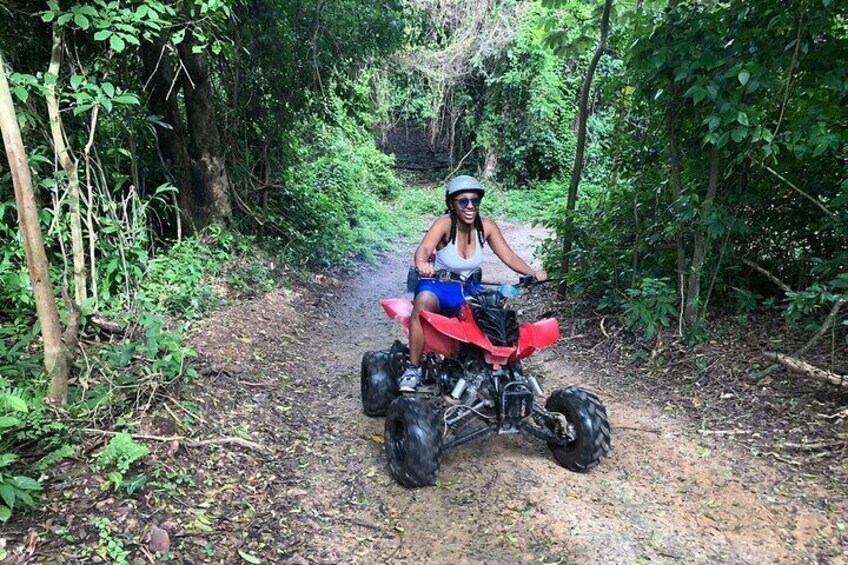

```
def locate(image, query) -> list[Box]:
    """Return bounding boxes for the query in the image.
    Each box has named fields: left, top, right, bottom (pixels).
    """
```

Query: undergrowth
left=0, top=126, right=410, bottom=524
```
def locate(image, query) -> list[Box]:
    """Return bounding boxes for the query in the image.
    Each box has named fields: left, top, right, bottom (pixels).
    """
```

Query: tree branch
left=83, top=428, right=270, bottom=453
left=755, top=160, right=836, bottom=219
left=737, top=257, right=793, bottom=293
left=761, top=352, right=847, bottom=388
left=755, top=297, right=845, bottom=380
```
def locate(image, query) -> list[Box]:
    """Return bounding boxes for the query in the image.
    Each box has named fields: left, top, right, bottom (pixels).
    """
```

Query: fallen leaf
left=239, top=550, right=261, bottom=564
left=370, top=435, right=385, bottom=444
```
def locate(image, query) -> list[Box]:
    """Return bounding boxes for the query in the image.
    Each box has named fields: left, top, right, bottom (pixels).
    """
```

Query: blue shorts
left=415, top=279, right=482, bottom=316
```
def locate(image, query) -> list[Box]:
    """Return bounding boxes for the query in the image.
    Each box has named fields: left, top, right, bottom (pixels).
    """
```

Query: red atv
left=361, top=276, right=611, bottom=487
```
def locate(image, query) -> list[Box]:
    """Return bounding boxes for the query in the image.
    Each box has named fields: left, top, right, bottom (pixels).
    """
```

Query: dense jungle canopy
left=0, top=0, right=846, bottom=551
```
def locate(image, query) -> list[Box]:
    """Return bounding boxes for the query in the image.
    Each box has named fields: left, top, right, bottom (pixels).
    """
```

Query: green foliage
left=267, top=91, right=407, bottom=266
left=96, top=433, right=149, bottom=473
left=95, top=433, right=149, bottom=491
left=622, top=278, right=677, bottom=339
left=733, top=288, right=763, bottom=314
left=0, top=392, right=42, bottom=522
left=476, top=5, right=580, bottom=184
left=0, top=466, right=41, bottom=523
left=532, top=0, right=847, bottom=338
left=92, top=517, right=131, bottom=565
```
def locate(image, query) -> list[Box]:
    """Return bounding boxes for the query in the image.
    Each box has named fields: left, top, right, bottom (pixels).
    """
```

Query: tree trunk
left=46, top=25, right=87, bottom=305
left=141, top=41, right=191, bottom=234
left=559, top=0, right=613, bottom=296
left=666, top=102, right=687, bottom=332
left=481, top=148, right=498, bottom=180
left=178, top=32, right=232, bottom=228
left=685, top=143, right=720, bottom=325
left=0, top=52, right=70, bottom=405
left=140, top=40, right=196, bottom=236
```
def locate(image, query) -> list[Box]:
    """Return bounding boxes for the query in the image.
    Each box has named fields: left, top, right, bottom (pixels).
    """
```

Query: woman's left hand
left=534, top=270, right=548, bottom=282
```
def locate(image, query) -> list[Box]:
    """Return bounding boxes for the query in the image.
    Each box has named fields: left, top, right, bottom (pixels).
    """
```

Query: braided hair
left=446, top=194, right=485, bottom=248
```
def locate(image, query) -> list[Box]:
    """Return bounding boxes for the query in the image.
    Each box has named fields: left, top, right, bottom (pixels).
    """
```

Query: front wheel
left=384, top=396, right=442, bottom=487
left=545, top=386, right=611, bottom=472
left=361, top=351, right=399, bottom=417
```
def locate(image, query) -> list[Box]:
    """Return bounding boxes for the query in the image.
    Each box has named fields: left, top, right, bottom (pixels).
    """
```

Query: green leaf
left=11, top=86, right=28, bottom=103
left=101, top=82, right=115, bottom=97
left=94, top=30, right=112, bottom=40
left=238, top=550, right=261, bottom=564
left=113, top=94, right=140, bottom=105
left=0, top=484, right=15, bottom=510
left=110, top=35, right=126, bottom=52
left=731, top=127, right=747, bottom=143
left=708, top=115, right=720, bottom=131
left=0, top=505, right=10, bottom=522
left=57, top=13, right=72, bottom=25
left=14, top=489, right=34, bottom=508
left=72, top=103, right=93, bottom=116
left=123, top=474, right=147, bottom=495
left=0, top=416, right=21, bottom=428
left=74, top=13, right=90, bottom=30
left=737, top=112, right=749, bottom=126
left=41, top=11, right=56, bottom=22
left=70, top=75, right=84, bottom=90
left=738, top=70, right=750, bottom=86
left=11, top=476, right=41, bottom=491
left=172, top=28, right=186, bottom=45
left=4, top=394, right=28, bottom=413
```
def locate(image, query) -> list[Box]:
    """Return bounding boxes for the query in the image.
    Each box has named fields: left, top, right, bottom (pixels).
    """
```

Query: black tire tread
left=384, top=396, right=442, bottom=487
left=361, top=350, right=398, bottom=417
left=545, top=386, right=611, bottom=472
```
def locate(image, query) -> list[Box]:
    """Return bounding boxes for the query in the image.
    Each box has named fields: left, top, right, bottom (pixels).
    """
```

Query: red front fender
left=516, top=318, right=560, bottom=360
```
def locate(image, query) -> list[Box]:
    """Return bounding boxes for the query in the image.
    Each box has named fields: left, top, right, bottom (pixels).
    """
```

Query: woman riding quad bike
left=361, top=176, right=611, bottom=487
left=399, top=175, right=547, bottom=393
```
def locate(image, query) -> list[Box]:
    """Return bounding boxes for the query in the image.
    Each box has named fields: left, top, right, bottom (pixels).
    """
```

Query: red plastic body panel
left=381, top=298, right=413, bottom=319
left=381, top=298, right=560, bottom=365
left=381, top=299, right=413, bottom=338
left=516, top=318, right=560, bottom=360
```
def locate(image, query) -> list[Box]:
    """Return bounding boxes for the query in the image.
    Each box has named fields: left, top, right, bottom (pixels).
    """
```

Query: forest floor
left=6, top=220, right=848, bottom=564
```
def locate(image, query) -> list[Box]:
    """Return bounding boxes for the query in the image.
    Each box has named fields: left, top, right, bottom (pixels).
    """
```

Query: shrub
left=622, top=278, right=678, bottom=339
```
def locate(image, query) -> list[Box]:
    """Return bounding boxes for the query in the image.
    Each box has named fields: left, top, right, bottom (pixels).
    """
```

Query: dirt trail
left=130, top=222, right=845, bottom=563
left=254, top=225, right=832, bottom=565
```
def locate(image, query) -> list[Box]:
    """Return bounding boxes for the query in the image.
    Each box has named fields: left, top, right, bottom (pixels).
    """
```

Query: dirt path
left=74, top=221, right=843, bottom=564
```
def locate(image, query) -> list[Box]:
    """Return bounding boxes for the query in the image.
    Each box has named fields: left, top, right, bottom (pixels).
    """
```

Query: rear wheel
left=545, top=386, right=611, bottom=472
left=384, top=396, right=442, bottom=487
left=361, top=350, right=399, bottom=417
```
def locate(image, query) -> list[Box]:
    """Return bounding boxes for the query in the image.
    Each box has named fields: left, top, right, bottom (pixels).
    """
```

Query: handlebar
left=408, top=266, right=553, bottom=295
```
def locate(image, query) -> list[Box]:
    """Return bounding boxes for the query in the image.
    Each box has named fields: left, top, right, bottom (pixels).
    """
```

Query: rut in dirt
left=176, top=223, right=845, bottom=564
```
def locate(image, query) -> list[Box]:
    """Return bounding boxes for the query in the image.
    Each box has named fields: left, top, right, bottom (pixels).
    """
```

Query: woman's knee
left=412, top=294, right=438, bottom=316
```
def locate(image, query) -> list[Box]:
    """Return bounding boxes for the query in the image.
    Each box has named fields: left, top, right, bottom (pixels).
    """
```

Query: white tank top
left=434, top=237, right=483, bottom=278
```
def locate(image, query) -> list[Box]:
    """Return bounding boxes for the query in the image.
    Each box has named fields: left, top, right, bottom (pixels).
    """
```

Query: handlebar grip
left=519, top=274, right=537, bottom=287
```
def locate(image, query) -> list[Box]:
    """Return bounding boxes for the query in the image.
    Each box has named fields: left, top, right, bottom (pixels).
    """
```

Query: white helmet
left=446, top=175, right=484, bottom=197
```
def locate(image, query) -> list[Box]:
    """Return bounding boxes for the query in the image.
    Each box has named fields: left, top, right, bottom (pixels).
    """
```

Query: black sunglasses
left=455, top=197, right=482, bottom=209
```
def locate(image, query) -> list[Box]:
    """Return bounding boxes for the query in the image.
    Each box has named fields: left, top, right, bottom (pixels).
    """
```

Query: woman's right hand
left=416, top=261, right=434, bottom=277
